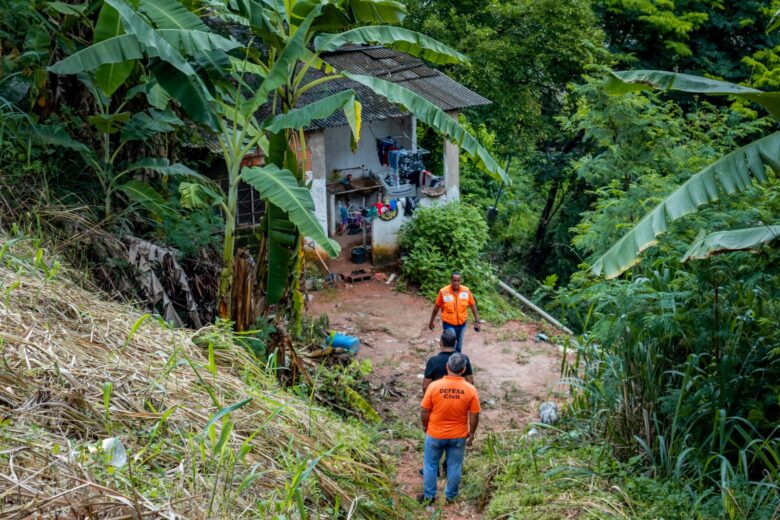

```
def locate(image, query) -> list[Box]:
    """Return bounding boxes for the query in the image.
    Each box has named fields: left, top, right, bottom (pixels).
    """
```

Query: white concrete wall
left=323, top=117, right=413, bottom=180
left=370, top=195, right=451, bottom=265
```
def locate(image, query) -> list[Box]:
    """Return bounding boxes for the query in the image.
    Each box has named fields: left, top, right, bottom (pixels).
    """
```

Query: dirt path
left=307, top=278, right=565, bottom=519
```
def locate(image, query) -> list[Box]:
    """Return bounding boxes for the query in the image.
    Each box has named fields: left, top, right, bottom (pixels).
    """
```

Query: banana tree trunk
left=218, top=162, right=240, bottom=320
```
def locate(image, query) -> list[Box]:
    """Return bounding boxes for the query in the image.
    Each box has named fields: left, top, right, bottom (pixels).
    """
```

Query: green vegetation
left=4, top=0, right=780, bottom=517
left=0, top=235, right=414, bottom=518
left=398, top=202, right=522, bottom=322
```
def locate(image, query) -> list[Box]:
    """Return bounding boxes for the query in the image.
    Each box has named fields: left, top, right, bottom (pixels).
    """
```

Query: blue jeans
left=423, top=435, right=466, bottom=500
left=442, top=322, right=466, bottom=353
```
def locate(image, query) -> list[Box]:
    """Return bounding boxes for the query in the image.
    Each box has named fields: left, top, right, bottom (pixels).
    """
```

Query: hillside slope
left=0, top=239, right=407, bottom=519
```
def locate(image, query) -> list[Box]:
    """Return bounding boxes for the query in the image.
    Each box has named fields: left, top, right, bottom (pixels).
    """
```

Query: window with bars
left=220, top=150, right=266, bottom=228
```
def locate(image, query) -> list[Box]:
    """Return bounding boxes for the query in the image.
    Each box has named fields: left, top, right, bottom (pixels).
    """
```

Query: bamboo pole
left=497, top=280, right=574, bottom=335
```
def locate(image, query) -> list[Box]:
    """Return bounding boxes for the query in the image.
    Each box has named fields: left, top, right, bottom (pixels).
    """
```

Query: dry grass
left=0, top=238, right=406, bottom=519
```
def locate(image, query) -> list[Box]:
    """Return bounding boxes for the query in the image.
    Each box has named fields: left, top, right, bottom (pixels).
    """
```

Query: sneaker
left=445, top=497, right=457, bottom=504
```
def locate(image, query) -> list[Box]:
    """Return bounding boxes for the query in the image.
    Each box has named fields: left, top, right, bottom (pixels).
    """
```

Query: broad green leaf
left=46, top=2, right=88, bottom=16
left=262, top=90, right=358, bottom=133
left=125, top=158, right=205, bottom=181
left=348, top=0, right=406, bottom=24
left=94, top=4, right=135, bottom=96
left=344, top=98, right=361, bottom=152
left=243, top=7, right=320, bottom=116
left=229, top=56, right=268, bottom=78
left=119, top=180, right=177, bottom=218
left=591, top=131, right=780, bottom=278
left=343, top=72, right=508, bottom=183
left=150, top=60, right=217, bottom=127
left=606, top=70, right=780, bottom=120
left=180, top=182, right=224, bottom=209
left=682, top=226, right=780, bottom=261
left=139, top=0, right=206, bottom=31
left=157, top=30, right=240, bottom=55
left=34, top=125, right=91, bottom=154
left=241, top=164, right=339, bottom=257
left=146, top=81, right=171, bottom=109
left=48, top=35, right=144, bottom=75
left=121, top=109, right=183, bottom=141
left=315, top=26, right=467, bottom=65
left=106, top=0, right=195, bottom=76
left=88, top=112, right=131, bottom=134
left=125, top=80, right=171, bottom=109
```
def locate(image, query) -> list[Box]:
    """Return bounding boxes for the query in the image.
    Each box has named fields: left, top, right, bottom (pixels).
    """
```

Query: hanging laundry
left=388, top=149, right=402, bottom=171
left=376, top=137, right=398, bottom=166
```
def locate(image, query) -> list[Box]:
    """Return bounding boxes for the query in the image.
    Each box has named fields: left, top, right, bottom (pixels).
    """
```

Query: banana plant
left=50, top=0, right=508, bottom=330
left=43, top=1, right=208, bottom=218
left=213, top=0, right=508, bottom=329
left=591, top=70, right=780, bottom=279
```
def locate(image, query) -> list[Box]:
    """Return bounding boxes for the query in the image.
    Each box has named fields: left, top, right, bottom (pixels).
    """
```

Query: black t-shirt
left=424, top=351, right=473, bottom=381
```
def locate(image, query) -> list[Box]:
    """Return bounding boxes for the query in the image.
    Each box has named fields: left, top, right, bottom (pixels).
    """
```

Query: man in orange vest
left=419, top=353, right=480, bottom=504
left=428, top=273, right=480, bottom=353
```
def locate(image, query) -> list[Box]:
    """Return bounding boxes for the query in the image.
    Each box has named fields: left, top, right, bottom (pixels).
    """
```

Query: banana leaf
left=315, top=26, right=466, bottom=65
left=343, top=72, right=508, bottom=183
left=243, top=7, right=319, bottom=116
left=180, top=182, right=223, bottom=209
left=682, top=225, right=780, bottom=261
left=124, top=157, right=205, bottom=180
left=94, top=4, right=135, bottom=96
left=241, top=164, right=338, bottom=257
left=118, top=180, right=176, bottom=218
left=121, top=109, right=183, bottom=141
left=262, top=91, right=361, bottom=146
left=139, top=0, right=205, bottom=31
left=348, top=0, right=406, bottom=24
left=46, top=1, right=88, bottom=16
left=48, top=35, right=144, bottom=75
left=87, top=112, right=131, bottom=134
left=150, top=60, right=217, bottom=127
left=606, top=70, right=780, bottom=120
left=591, top=131, right=780, bottom=278
left=105, top=0, right=195, bottom=76
left=157, top=30, right=240, bottom=54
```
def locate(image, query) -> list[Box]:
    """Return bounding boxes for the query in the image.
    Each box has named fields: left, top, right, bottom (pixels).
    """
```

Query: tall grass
left=559, top=261, right=780, bottom=517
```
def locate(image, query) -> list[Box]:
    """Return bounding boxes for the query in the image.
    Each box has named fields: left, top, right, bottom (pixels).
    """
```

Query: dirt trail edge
left=308, top=279, right=566, bottom=519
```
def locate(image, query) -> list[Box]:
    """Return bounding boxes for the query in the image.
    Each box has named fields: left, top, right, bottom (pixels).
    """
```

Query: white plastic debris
left=101, top=437, right=128, bottom=468
left=540, top=401, right=559, bottom=425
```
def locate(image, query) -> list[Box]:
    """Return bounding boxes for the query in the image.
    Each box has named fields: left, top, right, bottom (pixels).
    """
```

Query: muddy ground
left=307, top=272, right=567, bottom=519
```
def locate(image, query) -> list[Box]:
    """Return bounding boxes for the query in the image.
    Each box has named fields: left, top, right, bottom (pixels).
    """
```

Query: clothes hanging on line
left=376, top=137, right=398, bottom=166
left=388, top=149, right=401, bottom=171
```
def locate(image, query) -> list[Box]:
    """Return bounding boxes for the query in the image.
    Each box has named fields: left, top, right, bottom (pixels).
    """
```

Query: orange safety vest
left=435, top=284, right=475, bottom=326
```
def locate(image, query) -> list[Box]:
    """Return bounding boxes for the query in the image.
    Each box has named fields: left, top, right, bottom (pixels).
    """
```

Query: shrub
left=399, top=202, right=493, bottom=299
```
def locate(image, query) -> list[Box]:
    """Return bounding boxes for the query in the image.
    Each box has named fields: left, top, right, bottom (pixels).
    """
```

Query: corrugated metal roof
left=257, top=46, right=490, bottom=130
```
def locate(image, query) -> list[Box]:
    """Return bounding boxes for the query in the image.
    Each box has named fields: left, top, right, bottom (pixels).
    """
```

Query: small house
left=246, top=45, right=490, bottom=265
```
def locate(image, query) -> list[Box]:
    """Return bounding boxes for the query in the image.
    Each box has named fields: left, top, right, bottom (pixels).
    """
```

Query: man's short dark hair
left=441, top=329, right=457, bottom=348
left=451, top=272, right=461, bottom=278
left=447, top=353, right=467, bottom=374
